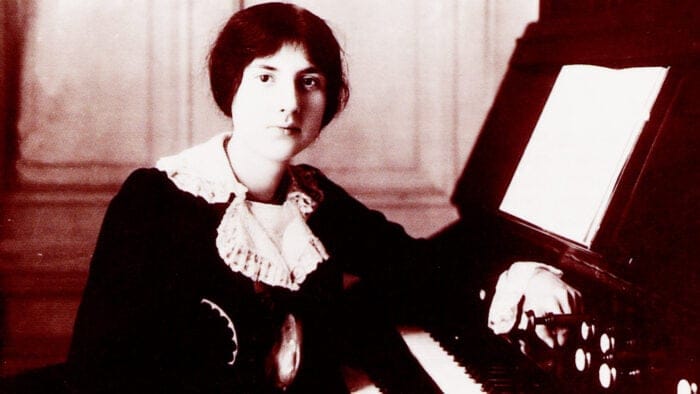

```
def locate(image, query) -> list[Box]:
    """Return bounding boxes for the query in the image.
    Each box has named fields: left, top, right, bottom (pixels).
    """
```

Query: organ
left=369, top=1, right=700, bottom=392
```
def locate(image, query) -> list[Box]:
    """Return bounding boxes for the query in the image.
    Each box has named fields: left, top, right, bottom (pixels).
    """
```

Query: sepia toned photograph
left=0, top=0, right=698, bottom=392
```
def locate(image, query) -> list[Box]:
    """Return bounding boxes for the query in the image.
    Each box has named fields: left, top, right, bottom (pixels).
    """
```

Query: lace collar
left=155, top=132, right=329, bottom=291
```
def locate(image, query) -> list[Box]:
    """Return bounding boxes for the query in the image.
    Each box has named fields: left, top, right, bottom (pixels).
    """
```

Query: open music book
left=500, top=64, right=669, bottom=246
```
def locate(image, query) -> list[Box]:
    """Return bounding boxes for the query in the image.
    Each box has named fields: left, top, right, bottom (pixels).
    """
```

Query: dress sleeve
left=308, top=174, right=464, bottom=317
left=312, top=172, right=513, bottom=331
left=66, top=169, right=202, bottom=392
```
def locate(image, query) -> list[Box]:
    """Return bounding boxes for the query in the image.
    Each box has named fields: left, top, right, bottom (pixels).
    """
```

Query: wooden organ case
left=426, top=1, right=700, bottom=393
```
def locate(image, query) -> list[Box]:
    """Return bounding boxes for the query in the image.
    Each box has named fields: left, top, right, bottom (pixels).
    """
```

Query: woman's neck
left=225, top=136, right=288, bottom=203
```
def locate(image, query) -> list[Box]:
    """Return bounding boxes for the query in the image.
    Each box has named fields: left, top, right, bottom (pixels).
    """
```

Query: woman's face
left=230, top=43, right=327, bottom=164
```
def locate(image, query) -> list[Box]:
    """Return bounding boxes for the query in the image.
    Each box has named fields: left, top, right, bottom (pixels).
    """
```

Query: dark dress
left=65, top=166, right=448, bottom=393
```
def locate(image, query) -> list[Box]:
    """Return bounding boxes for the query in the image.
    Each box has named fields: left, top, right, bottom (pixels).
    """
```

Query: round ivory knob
left=581, top=321, right=596, bottom=341
left=575, top=348, right=592, bottom=372
left=599, top=363, right=616, bottom=389
left=677, top=378, right=698, bottom=394
left=600, top=332, right=615, bottom=354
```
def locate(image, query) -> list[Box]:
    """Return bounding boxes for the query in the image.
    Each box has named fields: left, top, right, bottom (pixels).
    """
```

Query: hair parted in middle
left=208, top=2, right=349, bottom=128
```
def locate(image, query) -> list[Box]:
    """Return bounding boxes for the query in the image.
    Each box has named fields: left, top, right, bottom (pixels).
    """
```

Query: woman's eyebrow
left=251, top=64, right=278, bottom=71
left=300, top=66, right=322, bottom=75
left=250, top=64, right=320, bottom=75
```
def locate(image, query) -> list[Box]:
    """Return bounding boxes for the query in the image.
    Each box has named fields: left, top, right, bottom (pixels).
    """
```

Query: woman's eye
left=257, top=74, right=273, bottom=83
left=300, top=76, right=322, bottom=90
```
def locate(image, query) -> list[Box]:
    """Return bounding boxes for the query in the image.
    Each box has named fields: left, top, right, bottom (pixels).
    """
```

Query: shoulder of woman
left=292, top=163, right=345, bottom=197
left=98, top=168, right=194, bottom=245
left=118, top=167, right=174, bottom=197
left=107, top=168, right=191, bottom=214
left=291, top=164, right=370, bottom=217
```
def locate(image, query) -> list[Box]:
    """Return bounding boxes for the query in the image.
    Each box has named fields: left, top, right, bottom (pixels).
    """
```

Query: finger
left=517, top=309, right=535, bottom=331
left=530, top=301, right=563, bottom=348
left=525, top=297, right=564, bottom=322
left=534, top=325, right=556, bottom=348
left=555, top=327, right=569, bottom=347
left=558, top=297, right=573, bottom=315
left=568, top=288, right=583, bottom=313
left=518, top=339, right=529, bottom=355
left=517, top=311, right=529, bottom=331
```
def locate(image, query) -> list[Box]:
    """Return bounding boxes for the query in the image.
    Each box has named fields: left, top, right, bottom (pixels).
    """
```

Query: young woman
left=66, top=3, right=580, bottom=393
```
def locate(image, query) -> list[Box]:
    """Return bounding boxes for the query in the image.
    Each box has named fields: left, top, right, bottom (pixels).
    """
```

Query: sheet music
left=500, top=65, right=668, bottom=246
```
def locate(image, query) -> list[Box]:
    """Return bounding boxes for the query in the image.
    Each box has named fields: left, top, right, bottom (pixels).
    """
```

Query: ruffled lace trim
left=156, top=133, right=245, bottom=203
left=155, top=132, right=329, bottom=290
left=216, top=199, right=329, bottom=291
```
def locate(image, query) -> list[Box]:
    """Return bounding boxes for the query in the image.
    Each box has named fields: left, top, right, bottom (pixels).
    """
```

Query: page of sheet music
left=500, top=65, right=668, bottom=246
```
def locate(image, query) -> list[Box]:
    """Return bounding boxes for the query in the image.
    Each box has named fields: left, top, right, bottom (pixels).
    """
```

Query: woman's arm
left=66, top=169, right=217, bottom=392
left=311, top=169, right=582, bottom=343
left=309, top=171, right=467, bottom=324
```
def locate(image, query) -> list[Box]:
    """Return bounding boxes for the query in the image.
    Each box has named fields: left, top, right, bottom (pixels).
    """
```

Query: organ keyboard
left=348, top=326, right=485, bottom=393
left=351, top=315, right=697, bottom=393
left=398, top=326, right=485, bottom=394
left=348, top=323, right=562, bottom=394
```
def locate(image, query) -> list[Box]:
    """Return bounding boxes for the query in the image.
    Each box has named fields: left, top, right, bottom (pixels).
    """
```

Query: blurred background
left=0, top=0, right=537, bottom=377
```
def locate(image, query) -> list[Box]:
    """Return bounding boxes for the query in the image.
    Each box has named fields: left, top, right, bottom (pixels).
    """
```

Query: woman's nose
left=278, top=80, right=300, bottom=114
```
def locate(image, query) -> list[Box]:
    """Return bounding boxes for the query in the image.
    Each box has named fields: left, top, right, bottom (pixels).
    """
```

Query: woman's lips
left=272, top=125, right=301, bottom=135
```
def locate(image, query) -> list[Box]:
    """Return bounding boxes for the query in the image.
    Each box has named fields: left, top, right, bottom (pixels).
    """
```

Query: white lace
left=156, top=132, right=329, bottom=291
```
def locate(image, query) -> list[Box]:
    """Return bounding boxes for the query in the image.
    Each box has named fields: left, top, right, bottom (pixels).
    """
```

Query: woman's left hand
left=487, top=261, right=582, bottom=348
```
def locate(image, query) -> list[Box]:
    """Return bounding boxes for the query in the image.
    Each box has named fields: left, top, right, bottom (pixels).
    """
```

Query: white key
left=345, top=365, right=384, bottom=394
left=399, top=326, right=486, bottom=394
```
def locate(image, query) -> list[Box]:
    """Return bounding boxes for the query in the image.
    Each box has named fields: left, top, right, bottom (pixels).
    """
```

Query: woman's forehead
left=248, top=43, right=317, bottom=72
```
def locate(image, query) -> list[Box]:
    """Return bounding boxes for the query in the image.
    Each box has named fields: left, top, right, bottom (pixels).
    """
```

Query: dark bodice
left=66, top=167, right=441, bottom=393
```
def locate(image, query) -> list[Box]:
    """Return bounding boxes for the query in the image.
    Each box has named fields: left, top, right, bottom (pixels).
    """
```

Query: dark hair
left=208, top=2, right=349, bottom=128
